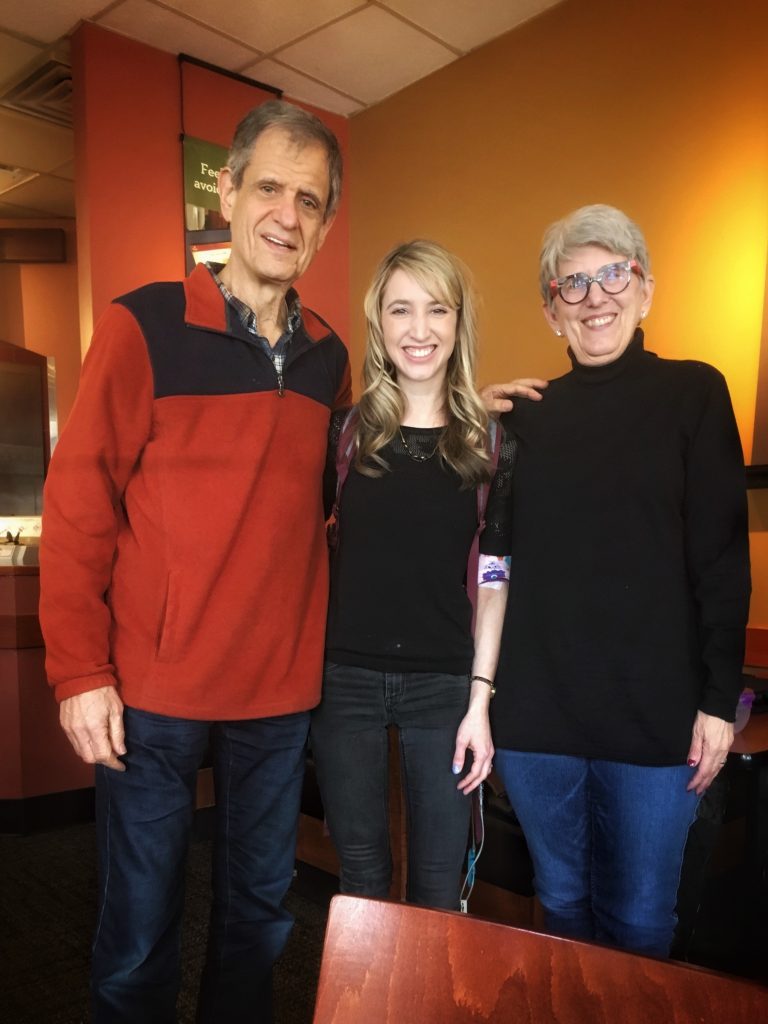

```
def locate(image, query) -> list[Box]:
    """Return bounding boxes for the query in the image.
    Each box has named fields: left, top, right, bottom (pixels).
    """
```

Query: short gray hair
left=227, top=100, right=343, bottom=221
left=539, top=204, right=650, bottom=305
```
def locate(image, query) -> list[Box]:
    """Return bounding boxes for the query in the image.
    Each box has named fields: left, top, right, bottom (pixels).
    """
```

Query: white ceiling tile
left=160, top=0, right=362, bottom=53
left=1, top=173, right=75, bottom=217
left=0, top=0, right=566, bottom=219
left=383, top=0, right=562, bottom=52
left=242, top=59, right=364, bottom=117
left=99, top=0, right=261, bottom=69
left=278, top=7, right=455, bottom=104
left=50, top=159, right=75, bottom=180
left=0, top=36, right=46, bottom=91
left=0, top=109, right=73, bottom=173
left=0, top=0, right=108, bottom=44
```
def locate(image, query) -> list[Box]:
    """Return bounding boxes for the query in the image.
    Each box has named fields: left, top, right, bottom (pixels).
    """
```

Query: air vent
left=0, top=57, right=72, bottom=128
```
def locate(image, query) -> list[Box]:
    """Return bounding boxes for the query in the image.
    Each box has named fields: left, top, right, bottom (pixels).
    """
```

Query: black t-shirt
left=324, top=412, right=515, bottom=673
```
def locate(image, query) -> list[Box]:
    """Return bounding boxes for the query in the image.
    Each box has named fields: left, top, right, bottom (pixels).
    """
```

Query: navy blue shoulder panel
left=284, top=324, right=349, bottom=409
left=115, top=282, right=347, bottom=407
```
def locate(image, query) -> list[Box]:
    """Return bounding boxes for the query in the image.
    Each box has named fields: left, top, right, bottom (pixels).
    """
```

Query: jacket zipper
left=190, top=323, right=321, bottom=398
left=275, top=335, right=321, bottom=397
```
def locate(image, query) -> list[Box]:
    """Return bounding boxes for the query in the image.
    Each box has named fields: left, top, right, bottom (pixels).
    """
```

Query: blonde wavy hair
left=356, top=239, right=491, bottom=488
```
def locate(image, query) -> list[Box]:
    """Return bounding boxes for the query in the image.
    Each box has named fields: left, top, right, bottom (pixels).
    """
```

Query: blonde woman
left=311, top=240, right=515, bottom=909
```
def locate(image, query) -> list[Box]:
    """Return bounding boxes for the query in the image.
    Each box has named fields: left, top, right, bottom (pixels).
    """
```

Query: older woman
left=492, top=204, right=751, bottom=956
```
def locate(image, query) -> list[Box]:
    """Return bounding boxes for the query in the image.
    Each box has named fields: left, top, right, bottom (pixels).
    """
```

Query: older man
left=40, top=101, right=350, bottom=1024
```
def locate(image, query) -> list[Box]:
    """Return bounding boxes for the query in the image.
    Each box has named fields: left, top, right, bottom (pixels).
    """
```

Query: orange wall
left=73, top=23, right=350, bottom=348
left=0, top=219, right=80, bottom=426
left=73, top=25, right=182, bottom=347
left=348, top=0, right=768, bottom=627
left=17, top=220, right=80, bottom=427
left=0, top=264, right=24, bottom=344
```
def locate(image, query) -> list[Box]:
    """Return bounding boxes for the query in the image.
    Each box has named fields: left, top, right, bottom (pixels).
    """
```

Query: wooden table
left=313, top=895, right=768, bottom=1023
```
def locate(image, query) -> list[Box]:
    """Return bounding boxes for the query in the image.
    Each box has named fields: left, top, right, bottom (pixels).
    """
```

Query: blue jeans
left=494, top=750, right=699, bottom=957
left=310, top=663, right=472, bottom=909
left=91, top=706, right=310, bottom=1024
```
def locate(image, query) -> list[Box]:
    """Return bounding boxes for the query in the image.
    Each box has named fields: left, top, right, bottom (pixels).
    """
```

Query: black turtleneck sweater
left=491, top=331, right=751, bottom=766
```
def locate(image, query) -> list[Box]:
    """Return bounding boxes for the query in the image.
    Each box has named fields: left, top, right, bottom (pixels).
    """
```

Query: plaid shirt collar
left=207, top=263, right=302, bottom=354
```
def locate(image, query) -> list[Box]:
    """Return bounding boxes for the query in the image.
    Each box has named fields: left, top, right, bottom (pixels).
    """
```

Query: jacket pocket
left=155, top=570, right=182, bottom=662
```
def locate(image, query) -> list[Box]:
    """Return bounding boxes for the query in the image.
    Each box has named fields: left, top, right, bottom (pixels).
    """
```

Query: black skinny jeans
left=310, top=662, right=472, bottom=909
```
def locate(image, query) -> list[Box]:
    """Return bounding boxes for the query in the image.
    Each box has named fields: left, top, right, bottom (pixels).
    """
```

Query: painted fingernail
left=452, top=764, right=462, bottom=775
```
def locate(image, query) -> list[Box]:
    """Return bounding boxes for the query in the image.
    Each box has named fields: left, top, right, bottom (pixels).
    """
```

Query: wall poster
left=183, top=135, right=231, bottom=273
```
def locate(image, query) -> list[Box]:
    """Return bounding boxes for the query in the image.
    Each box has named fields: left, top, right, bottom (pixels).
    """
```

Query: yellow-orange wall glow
left=348, top=0, right=768, bottom=627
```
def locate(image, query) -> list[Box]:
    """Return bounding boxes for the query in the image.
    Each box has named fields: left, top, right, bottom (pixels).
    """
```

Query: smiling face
left=380, top=269, right=458, bottom=391
left=218, top=126, right=334, bottom=291
left=543, top=244, right=654, bottom=366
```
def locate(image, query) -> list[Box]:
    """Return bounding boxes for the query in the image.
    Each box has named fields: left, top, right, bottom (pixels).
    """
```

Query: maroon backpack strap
left=467, top=419, right=502, bottom=630
left=327, top=406, right=359, bottom=550
left=476, top=419, right=502, bottom=531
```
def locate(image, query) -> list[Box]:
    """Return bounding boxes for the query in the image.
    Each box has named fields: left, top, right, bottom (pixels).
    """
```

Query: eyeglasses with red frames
left=549, top=259, right=642, bottom=304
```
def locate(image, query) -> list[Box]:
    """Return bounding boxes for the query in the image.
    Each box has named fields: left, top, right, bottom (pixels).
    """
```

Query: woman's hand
left=480, top=378, right=549, bottom=415
left=686, top=710, right=734, bottom=795
left=452, top=701, right=494, bottom=795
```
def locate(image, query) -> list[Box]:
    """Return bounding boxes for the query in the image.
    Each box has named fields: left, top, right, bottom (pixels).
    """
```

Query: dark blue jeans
left=310, top=662, right=472, bottom=910
left=494, top=750, right=699, bottom=957
left=91, top=706, right=310, bottom=1024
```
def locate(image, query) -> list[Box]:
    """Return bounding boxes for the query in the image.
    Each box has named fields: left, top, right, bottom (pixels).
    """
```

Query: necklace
left=398, top=426, right=441, bottom=463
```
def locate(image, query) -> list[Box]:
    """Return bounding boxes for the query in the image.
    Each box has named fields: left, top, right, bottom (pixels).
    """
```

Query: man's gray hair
left=227, top=99, right=343, bottom=221
left=539, top=204, right=650, bottom=305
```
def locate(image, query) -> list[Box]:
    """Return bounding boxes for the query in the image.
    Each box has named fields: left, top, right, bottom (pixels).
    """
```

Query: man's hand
left=60, top=686, right=127, bottom=771
left=480, top=378, right=549, bottom=415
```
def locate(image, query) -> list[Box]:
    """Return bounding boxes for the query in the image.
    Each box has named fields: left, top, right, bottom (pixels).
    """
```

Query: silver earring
left=555, top=329, right=563, bottom=337
left=640, top=310, right=647, bottom=320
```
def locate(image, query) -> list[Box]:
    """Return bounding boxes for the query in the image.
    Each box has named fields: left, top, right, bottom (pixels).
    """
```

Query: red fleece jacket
left=40, top=265, right=351, bottom=719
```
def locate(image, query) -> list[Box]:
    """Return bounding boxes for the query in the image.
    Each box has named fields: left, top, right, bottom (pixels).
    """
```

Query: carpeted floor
left=0, top=822, right=331, bottom=1024
left=2, top=791, right=765, bottom=1022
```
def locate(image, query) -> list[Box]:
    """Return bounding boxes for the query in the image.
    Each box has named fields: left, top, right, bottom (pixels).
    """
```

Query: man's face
left=218, top=126, right=335, bottom=288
